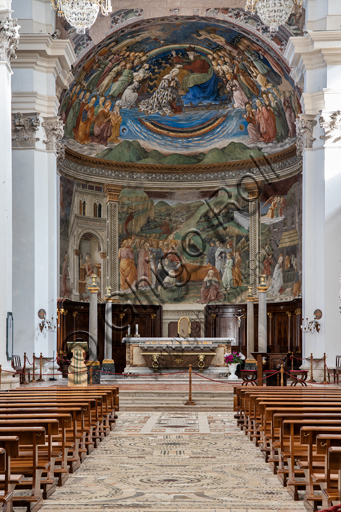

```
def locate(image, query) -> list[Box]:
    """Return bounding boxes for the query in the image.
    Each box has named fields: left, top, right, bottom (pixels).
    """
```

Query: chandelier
left=245, top=0, right=303, bottom=32
left=51, top=0, right=112, bottom=34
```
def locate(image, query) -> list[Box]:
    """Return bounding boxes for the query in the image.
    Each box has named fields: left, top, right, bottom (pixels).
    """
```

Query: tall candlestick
left=135, top=324, right=139, bottom=335
left=127, top=324, right=131, bottom=336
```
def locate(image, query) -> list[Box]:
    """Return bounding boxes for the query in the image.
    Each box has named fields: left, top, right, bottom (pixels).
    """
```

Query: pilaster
left=0, top=4, right=20, bottom=387
left=104, top=184, right=122, bottom=295
left=286, top=1, right=341, bottom=365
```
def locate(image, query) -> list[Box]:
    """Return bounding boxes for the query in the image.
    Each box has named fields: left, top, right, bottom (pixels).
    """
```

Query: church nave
left=41, top=411, right=305, bottom=512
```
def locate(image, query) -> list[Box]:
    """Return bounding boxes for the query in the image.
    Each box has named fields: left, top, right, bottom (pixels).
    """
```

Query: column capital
left=104, top=184, right=122, bottom=203
left=319, top=110, right=341, bottom=147
left=12, top=112, right=40, bottom=149
left=99, top=252, right=107, bottom=259
left=0, top=16, right=20, bottom=68
left=74, top=249, right=80, bottom=256
left=42, top=116, right=65, bottom=159
left=295, top=114, right=317, bottom=157
left=245, top=182, right=260, bottom=199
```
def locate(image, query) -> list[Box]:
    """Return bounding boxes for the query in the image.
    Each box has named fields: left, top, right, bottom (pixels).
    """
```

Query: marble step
left=118, top=390, right=234, bottom=411
left=120, top=403, right=234, bottom=411
left=118, top=390, right=233, bottom=398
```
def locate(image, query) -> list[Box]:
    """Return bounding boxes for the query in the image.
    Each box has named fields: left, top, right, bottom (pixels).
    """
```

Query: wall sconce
left=301, top=310, right=322, bottom=334
left=39, top=316, right=57, bottom=333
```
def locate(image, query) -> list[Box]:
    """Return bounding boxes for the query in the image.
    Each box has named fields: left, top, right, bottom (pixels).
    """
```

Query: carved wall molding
left=295, top=114, right=317, bottom=157
left=0, top=17, right=20, bottom=65
left=319, top=111, right=341, bottom=146
left=42, top=116, right=65, bottom=159
left=11, top=112, right=40, bottom=149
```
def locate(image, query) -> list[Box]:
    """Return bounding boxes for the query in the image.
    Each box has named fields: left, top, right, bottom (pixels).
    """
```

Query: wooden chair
left=10, top=356, right=24, bottom=384
left=331, top=356, right=341, bottom=383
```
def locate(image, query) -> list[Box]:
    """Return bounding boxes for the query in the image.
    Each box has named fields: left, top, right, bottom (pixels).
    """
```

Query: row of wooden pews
left=0, top=385, right=119, bottom=512
left=234, top=385, right=341, bottom=511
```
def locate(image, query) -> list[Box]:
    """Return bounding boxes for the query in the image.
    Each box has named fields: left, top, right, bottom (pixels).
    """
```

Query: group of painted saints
left=61, top=32, right=300, bottom=146
left=117, top=234, right=244, bottom=304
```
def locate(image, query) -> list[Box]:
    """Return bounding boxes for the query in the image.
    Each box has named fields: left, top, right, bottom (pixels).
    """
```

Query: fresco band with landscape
left=60, top=176, right=302, bottom=305
left=61, top=19, right=300, bottom=166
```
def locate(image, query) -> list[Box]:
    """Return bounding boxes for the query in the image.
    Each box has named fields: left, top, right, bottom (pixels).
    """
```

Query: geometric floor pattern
left=41, top=411, right=305, bottom=512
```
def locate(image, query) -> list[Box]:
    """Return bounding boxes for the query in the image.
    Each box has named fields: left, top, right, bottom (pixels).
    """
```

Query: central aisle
left=42, top=411, right=305, bottom=512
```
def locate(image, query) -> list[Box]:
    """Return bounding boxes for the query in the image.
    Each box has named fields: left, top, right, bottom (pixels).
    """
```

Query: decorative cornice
left=295, top=114, right=317, bottom=157
left=319, top=111, right=341, bottom=146
left=64, top=144, right=297, bottom=175
left=59, top=151, right=302, bottom=189
left=42, top=116, right=65, bottom=159
left=0, top=16, right=20, bottom=66
left=12, top=112, right=40, bottom=149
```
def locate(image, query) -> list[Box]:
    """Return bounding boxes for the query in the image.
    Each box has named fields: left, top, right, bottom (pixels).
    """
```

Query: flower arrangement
left=224, top=351, right=245, bottom=365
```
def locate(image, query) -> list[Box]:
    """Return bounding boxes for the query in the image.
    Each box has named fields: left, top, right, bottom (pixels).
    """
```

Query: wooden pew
left=233, top=388, right=341, bottom=506
left=0, top=436, right=22, bottom=512
left=321, top=446, right=341, bottom=509
left=0, top=427, right=46, bottom=512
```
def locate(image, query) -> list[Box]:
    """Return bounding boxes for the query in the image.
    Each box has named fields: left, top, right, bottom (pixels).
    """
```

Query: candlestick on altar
left=127, top=324, right=131, bottom=336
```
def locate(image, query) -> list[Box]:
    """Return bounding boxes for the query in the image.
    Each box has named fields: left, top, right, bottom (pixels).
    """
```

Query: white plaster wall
left=302, top=147, right=325, bottom=359
left=0, top=45, right=13, bottom=366
left=12, top=0, right=55, bottom=33
left=324, top=146, right=341, bottom=366
left=12, top=144, right=57, bottom=358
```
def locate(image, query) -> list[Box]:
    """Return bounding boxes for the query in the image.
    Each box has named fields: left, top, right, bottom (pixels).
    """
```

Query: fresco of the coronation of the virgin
left=61, top=19, right=300, bottom=166
left=59, top=18, right=302, bottom=305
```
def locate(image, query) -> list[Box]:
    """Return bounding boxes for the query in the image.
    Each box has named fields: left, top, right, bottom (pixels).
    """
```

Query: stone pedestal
left=101, top=360, right=115, bottom=379
left=68, top=346, right=87, bottom=387
left=87, top=361, right=101, bottom=385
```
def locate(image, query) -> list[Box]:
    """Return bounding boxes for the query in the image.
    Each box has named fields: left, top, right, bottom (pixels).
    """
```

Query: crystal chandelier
left=51, top=0, right=112, bottom=34
left=245, top=0, right=303, bottom=32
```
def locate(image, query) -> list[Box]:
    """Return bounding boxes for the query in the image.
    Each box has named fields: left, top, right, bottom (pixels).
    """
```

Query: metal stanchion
left=23, top=352, right=27, bottom=384
left=32, top=353, right=36, bottom=382
left=280, top=365, right=284, bottom=387
left=323, top=353, right=327, bottom=384
left=308, top=352, right=316, bottom=383
left=291, top=352, right=294, bottom=371
left=37, top=353, right=45, bottom=382
left=185, top=365, right=196, bottom=406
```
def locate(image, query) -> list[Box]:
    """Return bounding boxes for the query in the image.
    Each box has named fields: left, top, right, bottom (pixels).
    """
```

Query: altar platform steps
left=117, top=389, right=235, bottom=411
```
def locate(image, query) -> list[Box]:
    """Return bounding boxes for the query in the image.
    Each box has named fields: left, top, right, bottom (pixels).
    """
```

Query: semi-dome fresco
left=61, top=18, right=301, bottom=167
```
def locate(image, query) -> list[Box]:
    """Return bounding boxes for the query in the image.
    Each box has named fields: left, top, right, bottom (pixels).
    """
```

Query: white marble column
left=104, top=299, right=113, bottom=361
left=0, top=3, right=20, bottom=388
left=11, top=0, right=75, bottom=359
left=257, top=276, right=268, bottom=353
left=246, top=286, right=255, bottom=360
left=286, top=0, right=341, bottom=367
left=88, top=277, right=99, bottom=362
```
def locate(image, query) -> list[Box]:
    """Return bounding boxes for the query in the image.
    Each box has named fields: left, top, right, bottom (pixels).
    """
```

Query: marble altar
left=122, top=337, right=234, bottom=374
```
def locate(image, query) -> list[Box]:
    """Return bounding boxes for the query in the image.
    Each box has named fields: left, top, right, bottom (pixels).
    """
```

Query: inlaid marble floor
left=41, top=411, right=306, bottom=512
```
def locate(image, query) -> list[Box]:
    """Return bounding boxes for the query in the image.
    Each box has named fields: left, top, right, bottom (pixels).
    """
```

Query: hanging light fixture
left=245, top=0, right=303, bottom=33
left=51, top=0, right=112, bottom=34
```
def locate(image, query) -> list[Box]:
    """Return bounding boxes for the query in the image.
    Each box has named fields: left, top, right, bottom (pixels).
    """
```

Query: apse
left=60, top=17, right=300, bottom=169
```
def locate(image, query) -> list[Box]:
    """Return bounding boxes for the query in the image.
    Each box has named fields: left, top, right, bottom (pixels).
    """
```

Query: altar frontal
left=122, top=337, right=234, bottom=373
